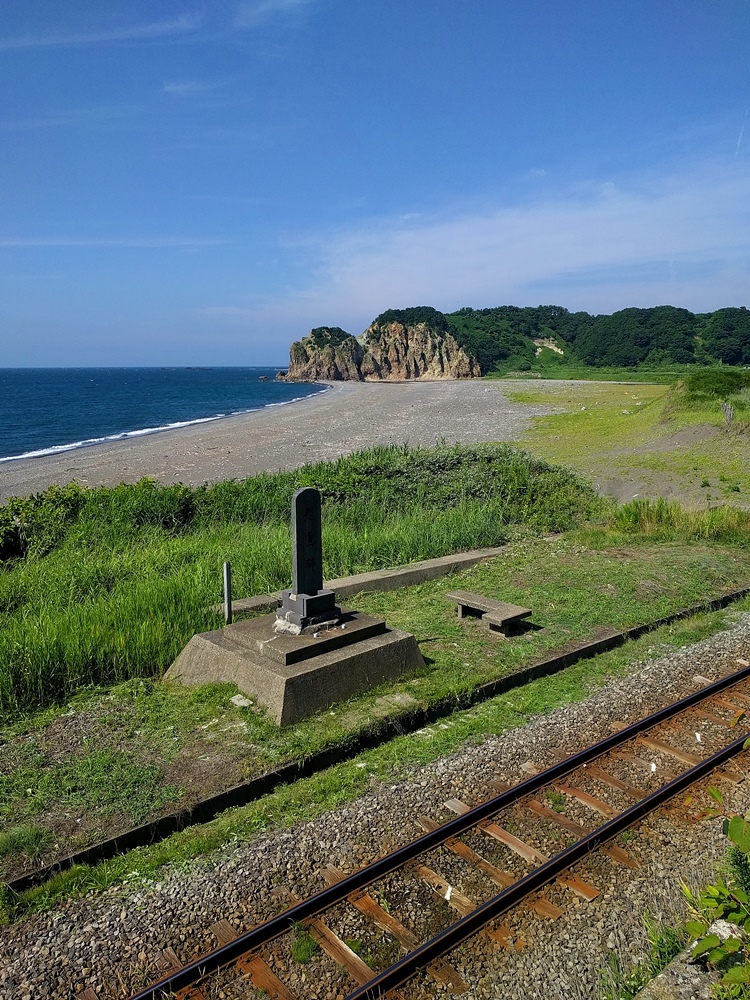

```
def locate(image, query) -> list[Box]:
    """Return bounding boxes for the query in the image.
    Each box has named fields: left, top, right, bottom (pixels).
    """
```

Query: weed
left=345, top=938, right=373, bottom=966
left=599, top=914, right=686, bottom=999
left=546, top=789, right=566, bottom=813
left=713, top=985, right=750, bottom=999
left=290, top=923, right=319, bottom=964
left=682, top=787, right=750, bottom=988
left=612, top=498, right=750, bottom=546
left=0, top=825, right=52, bottom=864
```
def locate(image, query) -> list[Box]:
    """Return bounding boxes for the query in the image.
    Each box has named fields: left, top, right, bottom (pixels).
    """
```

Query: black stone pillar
left=275, top=487, right=340, bottom=633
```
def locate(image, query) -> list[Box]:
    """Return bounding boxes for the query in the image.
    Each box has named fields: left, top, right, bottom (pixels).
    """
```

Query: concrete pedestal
left=165, top=609, right=424, bottom=726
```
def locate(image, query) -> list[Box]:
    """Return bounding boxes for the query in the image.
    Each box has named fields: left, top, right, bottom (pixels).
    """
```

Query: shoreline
left=0, top=382, right=331, bottom=465
left=0, top=380, right=556, bottom=502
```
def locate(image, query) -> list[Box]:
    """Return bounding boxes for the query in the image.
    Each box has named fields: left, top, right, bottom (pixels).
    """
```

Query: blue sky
left=1, top=0, right=749, bottom=366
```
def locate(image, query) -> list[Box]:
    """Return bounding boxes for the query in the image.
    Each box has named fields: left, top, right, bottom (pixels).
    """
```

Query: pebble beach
left=0, top=380, right=556, bottom=502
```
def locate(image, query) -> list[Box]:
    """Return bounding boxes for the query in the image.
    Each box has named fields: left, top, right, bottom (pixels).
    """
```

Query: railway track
left=120, top=662, right=750, bottom=1000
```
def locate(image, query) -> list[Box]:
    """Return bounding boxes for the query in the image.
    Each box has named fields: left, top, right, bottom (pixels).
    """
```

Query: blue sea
left=0, top=368, right=326, bottom=463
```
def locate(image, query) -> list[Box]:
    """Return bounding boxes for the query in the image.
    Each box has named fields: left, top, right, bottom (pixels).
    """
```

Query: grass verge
left=2, top=555, right=749, bottom=920
left=0, top=528, right=750, bottom=920
left=4, top=524, right=750, bottom=881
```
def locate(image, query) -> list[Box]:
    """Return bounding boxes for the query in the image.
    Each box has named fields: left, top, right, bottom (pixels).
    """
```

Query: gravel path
left=0, top=380, right=556, bottom=502
left=3, top=616, right=750, bottom=999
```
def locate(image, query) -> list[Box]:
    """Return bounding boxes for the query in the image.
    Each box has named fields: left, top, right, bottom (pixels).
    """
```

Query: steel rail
left=346, top=729, right=750, bottom=999
left=127, top=662, right=750, bottom=1000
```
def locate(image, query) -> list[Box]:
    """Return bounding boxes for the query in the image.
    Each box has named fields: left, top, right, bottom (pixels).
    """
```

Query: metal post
left=223, top=561, right=232, bottom=625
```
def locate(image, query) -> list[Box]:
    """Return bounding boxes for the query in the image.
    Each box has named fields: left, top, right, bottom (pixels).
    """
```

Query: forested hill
left=445, top=304, right=750, bottom=372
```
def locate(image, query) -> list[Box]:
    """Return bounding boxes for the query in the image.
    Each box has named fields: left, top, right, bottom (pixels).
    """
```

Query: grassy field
left=509, top=379, right=750, bottom=508
left=492, top=363, right=699, bottom=383
left=0, top=442, right=600, bottom=719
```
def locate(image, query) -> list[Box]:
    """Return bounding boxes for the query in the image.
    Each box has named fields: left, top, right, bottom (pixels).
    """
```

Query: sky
left=1, top=0, right=749, bottom=366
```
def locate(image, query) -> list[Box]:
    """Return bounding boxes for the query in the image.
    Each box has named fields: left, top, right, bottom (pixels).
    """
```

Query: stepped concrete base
left=165, top=610, right=424, bottom=726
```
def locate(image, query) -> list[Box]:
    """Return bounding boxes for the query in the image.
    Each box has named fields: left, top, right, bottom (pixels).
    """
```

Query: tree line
left=446, top=304, right=750, bottom=372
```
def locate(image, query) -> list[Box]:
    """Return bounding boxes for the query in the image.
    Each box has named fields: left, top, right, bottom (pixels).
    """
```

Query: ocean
left=0, top=368, right=326, bottom=463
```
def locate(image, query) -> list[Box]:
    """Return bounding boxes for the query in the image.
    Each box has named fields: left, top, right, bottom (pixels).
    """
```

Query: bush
left=685, top=369, right=750, bottom=398
left=0, top=444, right=600, bottom=563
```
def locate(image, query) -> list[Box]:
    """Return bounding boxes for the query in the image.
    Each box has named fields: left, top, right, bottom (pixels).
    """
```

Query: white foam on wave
left=0, top=383, right=330, bottom=463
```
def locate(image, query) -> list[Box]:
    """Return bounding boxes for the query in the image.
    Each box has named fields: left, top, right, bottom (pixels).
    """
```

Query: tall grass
left=614, top=497, right=750, bottom=544
left=660, top=378, right=750, bottom=428
left=0, top=443, right=601, bottom=718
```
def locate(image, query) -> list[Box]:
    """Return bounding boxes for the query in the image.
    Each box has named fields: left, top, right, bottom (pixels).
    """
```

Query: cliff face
left=284, top=327, right=365, bottom=381
left=283, top=310, right=481, bottom=382
left=360, top=319, right=480, bottom=380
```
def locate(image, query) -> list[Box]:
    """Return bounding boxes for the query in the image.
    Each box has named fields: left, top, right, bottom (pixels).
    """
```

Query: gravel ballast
left=3, top=615, right=750, bottom=999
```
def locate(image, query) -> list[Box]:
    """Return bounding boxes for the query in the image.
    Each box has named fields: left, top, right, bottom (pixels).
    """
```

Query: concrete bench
left=445, top=589, right=532, bottom=635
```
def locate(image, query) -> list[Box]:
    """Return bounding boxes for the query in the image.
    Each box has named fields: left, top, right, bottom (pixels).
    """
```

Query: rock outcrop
left=282, top=327, right=365, bottom=382
left=283, top=308, right=481, bottom=382
left=360, top=313, right=480, bottom=380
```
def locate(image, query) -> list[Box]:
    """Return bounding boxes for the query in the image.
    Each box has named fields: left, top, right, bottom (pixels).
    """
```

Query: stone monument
left=274, top=488, right=340, bottom=634
left=165, top=488, right=424, bottom=725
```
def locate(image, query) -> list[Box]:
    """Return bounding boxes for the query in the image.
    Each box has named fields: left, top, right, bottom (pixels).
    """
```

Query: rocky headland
left=280, top=307, right=480, bottom=382
left=278, top=302, right=750, bottom=383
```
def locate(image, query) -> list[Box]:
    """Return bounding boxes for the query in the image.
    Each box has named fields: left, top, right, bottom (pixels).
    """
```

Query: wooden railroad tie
left=321, top=863, right=469, bottom=993
left=443, top=798, right=600, bottom=901
left=487, top=778, right=639, bottom=868
left=445, top=589, right=532, bottom=635
left=208, top=920, right=297, bottom=1000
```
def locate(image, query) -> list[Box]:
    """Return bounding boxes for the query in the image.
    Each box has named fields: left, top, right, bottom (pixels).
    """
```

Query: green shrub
left=685, top=369, right=750, bottom=398
left=0, top=444, right=599, bottom=562
left=683, top=786, right=750, bottom=990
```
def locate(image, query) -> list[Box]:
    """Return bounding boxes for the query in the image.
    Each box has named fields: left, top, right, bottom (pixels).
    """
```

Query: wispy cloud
left=163, top=80, right=225, bottom=97
left=235, top=159, right=750, bottom=337
left=235, top=0, right=317, bottom=27
left=0, top=105, right=141, bottom=130
left=736, top=111, right=748, bottom=159
left=0, top=236, right=227, bottom=248
left=0, top=14, right=202, bottom=50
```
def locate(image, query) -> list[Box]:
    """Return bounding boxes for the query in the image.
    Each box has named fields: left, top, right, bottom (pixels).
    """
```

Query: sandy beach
left=0, top=380, right=556, bottom=502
